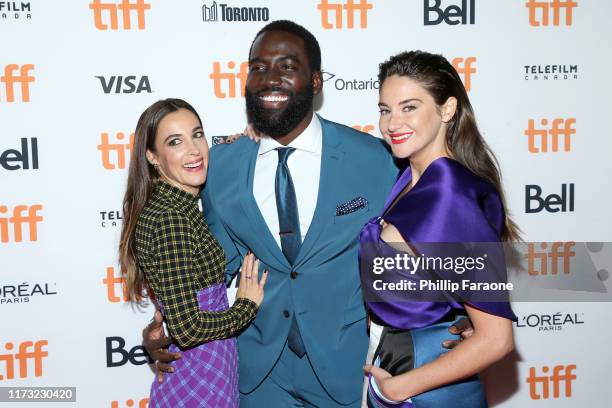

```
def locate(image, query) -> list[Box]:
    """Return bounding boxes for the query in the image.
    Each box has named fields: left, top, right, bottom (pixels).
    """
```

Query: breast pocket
left=333, top=203, right=370, bottom=224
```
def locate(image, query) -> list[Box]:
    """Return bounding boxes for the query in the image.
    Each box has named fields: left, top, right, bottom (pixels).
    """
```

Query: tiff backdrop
left=2, top=0, right=612, bottom=407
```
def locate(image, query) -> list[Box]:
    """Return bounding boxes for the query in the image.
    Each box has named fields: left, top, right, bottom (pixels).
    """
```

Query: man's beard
left=245, top=83, right=314, bottom=138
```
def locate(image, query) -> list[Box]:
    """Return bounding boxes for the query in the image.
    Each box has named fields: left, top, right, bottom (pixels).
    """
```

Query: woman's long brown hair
left=378, top=51, right=521, bottom=241
left=119, top=98, right=202, bottom=302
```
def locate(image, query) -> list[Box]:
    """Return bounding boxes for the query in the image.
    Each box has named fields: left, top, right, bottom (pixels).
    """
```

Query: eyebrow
left=378, top=98, right=422, bottom=107
left=163, top=127, right=202, bottom=143
left=249, top=55, right=301, bottom=64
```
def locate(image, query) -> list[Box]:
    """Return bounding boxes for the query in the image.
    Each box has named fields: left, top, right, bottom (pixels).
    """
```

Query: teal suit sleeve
left=201, top=183, right=242, bottom=285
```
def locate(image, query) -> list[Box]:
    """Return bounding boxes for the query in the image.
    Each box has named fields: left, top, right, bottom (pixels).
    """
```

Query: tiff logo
left=89, top=0, right=150, bottom=30
left=352, top=124, right=375, bottom=134
left=0, top=204, right=43, bottom=243
left=526, top=0, right=577, bottom=27
left=103, top=266, right=128, bottom=303
left=525, top=242, right=576, bottom=276
left=527, top=364, right=576, bottom=399
left=451, top=57, right=476, bottom=91
left=209, top=61, right=248, bottom=98
left=317, top=0, right=373, bottom=29
left=525, top=118, right=576, bottom=153
left=111, top=398, right=149, bottom=408
left=1, top=64, right=34, bottom=102
left=424, top=0, right=475, bottom=25
left=98, top=132, right=134, bottom=170
left=96, top=75, right=152, bottom=94
left=0, top=340, right=48, bottom=380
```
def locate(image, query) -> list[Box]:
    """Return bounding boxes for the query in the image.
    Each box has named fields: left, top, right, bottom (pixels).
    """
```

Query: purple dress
left=359, top=157, right=517, bottom=407
left=150, top=284, right=239, bottom=408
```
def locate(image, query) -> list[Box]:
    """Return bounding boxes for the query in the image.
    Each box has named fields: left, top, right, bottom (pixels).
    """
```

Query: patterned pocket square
left=336, top=196, right=368, bottom=216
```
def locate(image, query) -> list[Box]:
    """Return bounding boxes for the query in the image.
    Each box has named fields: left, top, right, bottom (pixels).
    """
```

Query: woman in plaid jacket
left=119, top=98, right=267, bottom=407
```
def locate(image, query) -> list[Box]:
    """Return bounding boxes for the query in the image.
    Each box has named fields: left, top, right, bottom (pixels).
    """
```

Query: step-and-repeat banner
left=2, top=1, right=611, bottom=407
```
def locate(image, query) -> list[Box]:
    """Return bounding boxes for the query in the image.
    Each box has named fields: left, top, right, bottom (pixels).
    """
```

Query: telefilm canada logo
left=524, top=64, right=578, bottom=81
left=516, top=312, right=584, bottom=332
left=100, top=210, right=123, bottom=228
left=202, top=1, right=269, bottom=22
left=322, top=71, right=380, bottom=91
left=0, top=1, right=32, bottom=20
left=0, top=282, right=57, bottom=305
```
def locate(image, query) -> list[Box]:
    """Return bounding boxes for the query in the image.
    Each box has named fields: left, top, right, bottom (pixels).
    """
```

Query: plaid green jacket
left=134, top=180, right=257, bottom=348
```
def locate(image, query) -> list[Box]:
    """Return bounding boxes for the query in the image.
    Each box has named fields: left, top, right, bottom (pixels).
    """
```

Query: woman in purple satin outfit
left=360, top=51, right=519, bottom=407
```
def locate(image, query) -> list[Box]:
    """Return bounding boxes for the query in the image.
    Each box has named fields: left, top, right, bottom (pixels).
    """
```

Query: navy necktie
left=275, top=147, right=306, bottom=357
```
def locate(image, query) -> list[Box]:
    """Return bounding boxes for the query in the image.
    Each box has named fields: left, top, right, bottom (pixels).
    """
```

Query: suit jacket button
left=290, top=271, right=298, bottom=279
left=283, top=310, right=290, bottom=318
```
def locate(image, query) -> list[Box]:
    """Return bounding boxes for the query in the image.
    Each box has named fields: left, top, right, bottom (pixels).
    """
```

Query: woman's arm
left=153, top=210, right=260, bottom=349
left=366, top=304, right=514, bottom=401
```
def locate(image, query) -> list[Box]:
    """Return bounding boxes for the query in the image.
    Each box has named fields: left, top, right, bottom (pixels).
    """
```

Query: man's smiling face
left=245, top=30, right=316, bottom=138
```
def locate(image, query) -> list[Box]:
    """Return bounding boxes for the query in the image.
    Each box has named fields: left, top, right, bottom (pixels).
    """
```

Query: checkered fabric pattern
left=134, top=181, right=258, bottom=406
left=151, top=284, right=239, bottom=408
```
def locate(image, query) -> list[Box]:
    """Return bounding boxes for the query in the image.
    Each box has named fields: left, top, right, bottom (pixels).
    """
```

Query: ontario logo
left=321, top=71, right=379, bottom=91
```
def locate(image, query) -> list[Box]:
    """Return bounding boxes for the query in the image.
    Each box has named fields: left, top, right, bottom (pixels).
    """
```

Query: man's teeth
left=184, top=161, right=202, bottom=168
left=260, top=95, right=288, bottom=102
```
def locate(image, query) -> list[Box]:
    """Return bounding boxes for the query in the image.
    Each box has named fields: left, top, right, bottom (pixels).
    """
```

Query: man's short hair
left=249, top=20, right=322, bottom=73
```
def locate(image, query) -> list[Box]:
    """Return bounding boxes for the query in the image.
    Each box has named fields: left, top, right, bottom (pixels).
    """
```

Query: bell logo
left=424, top=0, right=475, bottom=26
left=89, top=0, right=151, bottom=30
left=98, top=132, right=134, bottom=170
left=525, top=184, right=574, bottom=213
left=525, top=242, right=576, bottom=276
left=103, top=266, right=128, bottom=303
left=526, top=0, right=577, bottom=27
left=317, top=0, right=373, bottom=29
left=111, top=398, right=149, bottom=408
left=0, top=340, right=48, bottom=380
left=525, top=118, right=576, bottom=153
left=451, top=57, right=476, bottom=92
left=209, top=61, right=248, bottom=98
left=1, top=138, right=38, bottom=170
left=352, top=125, right=375, bottom=134
left=1, top=64, right=35, bottom=103
left=527, top=364, right=576, bottom=399
left=106, top=337, right=153, bottom=367
left=0, top=204, right=43, bottom=243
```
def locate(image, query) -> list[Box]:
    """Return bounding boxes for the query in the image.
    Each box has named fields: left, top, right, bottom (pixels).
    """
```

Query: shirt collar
left=258, top=114, right=322, bottom=156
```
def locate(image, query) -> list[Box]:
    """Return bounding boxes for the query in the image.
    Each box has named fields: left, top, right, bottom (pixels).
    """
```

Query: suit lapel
left=294, top=116, right=343, bottom=268
left=236, top=143, right=291, bottom=271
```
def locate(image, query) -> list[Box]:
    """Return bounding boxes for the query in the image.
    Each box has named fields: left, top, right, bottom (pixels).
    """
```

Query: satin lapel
left=293, top=117, right=343, bottom=268
left=236, top=143, right=291, bottom=271
left=381, top=166, right=412, bottom=215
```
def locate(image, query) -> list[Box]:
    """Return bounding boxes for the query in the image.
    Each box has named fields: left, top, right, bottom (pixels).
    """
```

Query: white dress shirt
left=253, top=115, right=322, bottom=249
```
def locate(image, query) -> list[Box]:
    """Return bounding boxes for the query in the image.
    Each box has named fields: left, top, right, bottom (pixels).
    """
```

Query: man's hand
left=143, top=311, right=181, bottom=383
left=442, top=317, right=474, bottom=349
left=225, top=124, right=261, bottom=144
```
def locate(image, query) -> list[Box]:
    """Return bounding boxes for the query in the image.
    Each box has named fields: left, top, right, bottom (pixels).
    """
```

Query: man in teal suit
left=145, top=20, right=469, bottom=407
left=206, top=21, right=397, bottom=407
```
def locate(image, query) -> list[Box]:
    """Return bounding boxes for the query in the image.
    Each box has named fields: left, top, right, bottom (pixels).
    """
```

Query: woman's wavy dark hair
left=119, top=98, right=202, bottom=302
left=378, top=51, right=520, bottom=241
